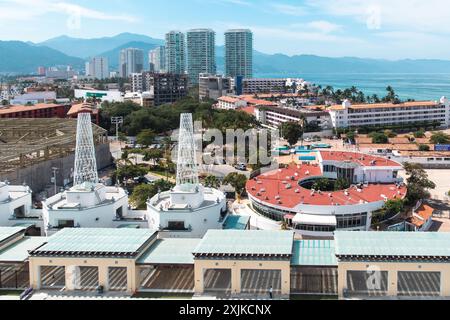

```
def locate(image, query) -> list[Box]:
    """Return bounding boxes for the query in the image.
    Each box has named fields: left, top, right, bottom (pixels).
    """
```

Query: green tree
left=414, top=130, right=425, bottom=138
left=418, top=144, right=430, bottom=152
left=404, top=162, right=436, bottom=205
left=143, top=149, right=163, bottom=164
left=430, top=132, right=450, bottom=145
left=369, top=132, right=389, bottom=144
left=312, top=178, right=334, bottom=191
left=334, top=178, right=351, bottom=191
left=129, top=180, right=175, bottom=210
left=136, top=129, right=156, bottom=147
left=383, top=199, right=404, bottom=216
left=281, top=122, right=303, bottom=147
left=204, top=175, right=221, bottom=189
left=223, top=172, right=248, bottom=200
left=115, top=164, right=148, bottom=183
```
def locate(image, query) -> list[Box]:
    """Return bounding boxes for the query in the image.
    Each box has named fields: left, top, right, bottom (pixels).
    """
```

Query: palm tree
left=299, top=115, right=307, bottom=147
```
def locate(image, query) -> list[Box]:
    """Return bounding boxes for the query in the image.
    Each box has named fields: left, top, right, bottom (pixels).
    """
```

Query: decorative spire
left=176, top=113, right=199, bottom=189
left=73, top=113, right=99, bottom=186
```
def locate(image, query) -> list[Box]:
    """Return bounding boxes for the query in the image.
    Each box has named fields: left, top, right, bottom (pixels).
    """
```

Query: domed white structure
left=42, top=113, right=143, bottom=236
left=147, top=114, right=227, bottom=238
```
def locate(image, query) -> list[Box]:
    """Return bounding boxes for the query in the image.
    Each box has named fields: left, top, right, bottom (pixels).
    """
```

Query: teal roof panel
left=0, top=227, right=26, bottom=243
left=291, top=240, right=337, bottom=266
left=138, top=239, right=200, bottom=265
left=335, top=231, right=450, bottom=257
left=0, top=237, right=47, bottom=262
left=33, top=228, right=156, bottom=255
left=193, top=230, right=294, bottom=256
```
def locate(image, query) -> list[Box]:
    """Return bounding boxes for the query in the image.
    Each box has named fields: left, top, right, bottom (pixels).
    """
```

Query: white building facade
left=329, top=97, right=450, bottom=129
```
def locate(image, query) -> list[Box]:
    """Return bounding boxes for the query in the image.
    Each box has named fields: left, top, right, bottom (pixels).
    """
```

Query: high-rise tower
left=225, top=29, right=253, bottom=78
left=186, top=29, right=216, bottom=84
left=73, top=113, right=98, bottom=186
left=165, top=31, right=186, bottom=75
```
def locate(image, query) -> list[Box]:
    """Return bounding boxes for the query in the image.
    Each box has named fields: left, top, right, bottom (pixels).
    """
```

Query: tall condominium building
left=149, top=46, right=166, bottom=73
left=225, top=29, right=253, bottom=78
left=165, top=31, right=186, bottom=75
left=85, top=57, right=109, bottom=80
left=186, top=29, right=216, bottom=84
left=119, top=48, right=144, bottom=78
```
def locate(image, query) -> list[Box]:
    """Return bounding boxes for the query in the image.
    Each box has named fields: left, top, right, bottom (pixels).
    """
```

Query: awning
left=293, top=213, right=337, bottom=226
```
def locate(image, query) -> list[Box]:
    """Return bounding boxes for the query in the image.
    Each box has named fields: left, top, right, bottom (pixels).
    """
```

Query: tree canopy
left=430, top=132, right=450, bottom=145
left=223, top=172, right=248, bottom=198
left=129, top=180, right=175, bottom=210
left=281, top=122, right=303, bottom=147
left=404, top=162, right=436, bottom=205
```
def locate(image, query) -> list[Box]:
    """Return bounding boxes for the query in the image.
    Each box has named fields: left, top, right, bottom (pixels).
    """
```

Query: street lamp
left=51, top=167, right=59, bottom=195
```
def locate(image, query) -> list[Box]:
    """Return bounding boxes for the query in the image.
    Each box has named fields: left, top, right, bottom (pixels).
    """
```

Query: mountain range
left=3, top=32, right=450, bottom=75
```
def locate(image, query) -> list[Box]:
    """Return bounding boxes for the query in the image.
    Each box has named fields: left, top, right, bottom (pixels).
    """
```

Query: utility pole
left=51, top=167, right=59, bottom=195
left=111, top=116, right=124, bottom=142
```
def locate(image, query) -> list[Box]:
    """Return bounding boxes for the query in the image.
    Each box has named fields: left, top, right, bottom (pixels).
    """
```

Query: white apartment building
left=217, top=96, right=248, bottom=110
left=329, top=97, right=450, bottom=129
left=254, top=105, right=332, bottom=131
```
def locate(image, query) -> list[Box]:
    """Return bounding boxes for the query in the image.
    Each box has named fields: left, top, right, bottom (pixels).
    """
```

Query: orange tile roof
left=246, top=162, right=406, bottom=208
left=408, top=204, right=434, bottom=228
left=0, top=103, right=65, bottom=115
left=320, top=151, right=403, bottom=167
left=218, top=96, right=242, bottom=103
left=67, top=103, right=99, bottom=116
left=328, top=100, right=439, bottom=111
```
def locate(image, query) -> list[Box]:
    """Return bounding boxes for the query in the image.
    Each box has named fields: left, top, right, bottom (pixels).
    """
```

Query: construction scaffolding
left=0, top=118, right=108, bottom=175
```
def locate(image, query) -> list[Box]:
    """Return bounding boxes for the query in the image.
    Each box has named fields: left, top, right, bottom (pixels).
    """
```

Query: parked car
left=235, top=163, right=247, bottom=171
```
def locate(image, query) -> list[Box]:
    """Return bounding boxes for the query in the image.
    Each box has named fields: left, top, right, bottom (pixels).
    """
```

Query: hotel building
left=329, top=97, right=450, bottom=129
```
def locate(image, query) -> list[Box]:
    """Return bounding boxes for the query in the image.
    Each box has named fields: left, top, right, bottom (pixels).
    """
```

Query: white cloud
left=0, top=0, right=138, bottom=25
left=271, top=3, right=308, bottom=16
left=305, top=21, right=343, bottom=33
left=308, top=0, right=450, bottom=34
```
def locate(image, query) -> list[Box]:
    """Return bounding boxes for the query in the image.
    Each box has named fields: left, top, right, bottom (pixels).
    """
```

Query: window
left=336, top=213, right=367, bottom=229
left=167, top=221, right=186, bottom=231
left=13, top=205, right=25, bottom=218
left=58, top=220, right=75, bottom=228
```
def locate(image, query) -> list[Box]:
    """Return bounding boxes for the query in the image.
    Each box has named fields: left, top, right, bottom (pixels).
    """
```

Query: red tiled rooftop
left=320, top=151, right=402, bottom=167
left=408, top=204, right=434, bottom=227
left=246, top=163, right=407, bottom=208
left=0, top=103, right=64, bottom=115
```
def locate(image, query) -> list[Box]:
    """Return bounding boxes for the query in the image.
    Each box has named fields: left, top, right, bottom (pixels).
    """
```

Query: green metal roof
left=193, top=230, right=294, bottom=256
left=33, top=228, right=156, bottom=256
left=291, top=240, right=337, bottom=267
left=223, top=215, right=250, bottom=230
left=0, top=237, right=47, bottom=262
left=0, top=227, right=26, bottom=243
left=138, top=239, right=201, bottom=265
left=335, top=231, right=450, bottom=257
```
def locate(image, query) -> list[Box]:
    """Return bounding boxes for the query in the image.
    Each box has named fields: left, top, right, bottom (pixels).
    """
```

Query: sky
left=2, top=0, right=450, bottom=60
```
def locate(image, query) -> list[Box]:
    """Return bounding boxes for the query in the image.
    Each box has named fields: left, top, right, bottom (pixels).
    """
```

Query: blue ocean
left=254, top=73, right=450, bottom=101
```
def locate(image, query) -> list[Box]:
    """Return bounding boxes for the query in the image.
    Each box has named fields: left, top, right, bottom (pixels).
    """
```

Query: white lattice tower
left=176, top=113, right=199, bottom=188
left=73, top=113, right=99, bottom=186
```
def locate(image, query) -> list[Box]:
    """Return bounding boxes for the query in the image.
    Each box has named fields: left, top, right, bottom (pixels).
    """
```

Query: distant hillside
left=99, top=41, right=159, bottom=68
left=252, top=54, right=450, bottom=74
left=0, top=41, right=84, bottom=74
left=39, top=33, right=164, bottom=59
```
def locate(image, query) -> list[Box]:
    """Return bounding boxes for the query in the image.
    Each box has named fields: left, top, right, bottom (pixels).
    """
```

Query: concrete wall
left=0, top=144, right=112, bottom=194
left=338, top=261, right=450, bottom=299
left=194, top=259, right=291, bottom=295
left=29, top=256, right=138, bottom=294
